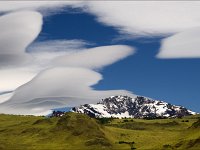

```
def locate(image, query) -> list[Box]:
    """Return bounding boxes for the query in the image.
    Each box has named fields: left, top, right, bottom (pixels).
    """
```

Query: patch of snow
left=73, top=95, right=197, bottom=118
left=188, top=110, right=197, bottom=115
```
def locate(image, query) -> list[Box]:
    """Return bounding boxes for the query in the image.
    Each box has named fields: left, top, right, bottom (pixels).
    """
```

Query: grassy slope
left=0, top=113, right=199, bottom=150
left=105, top=115, right=200, bottom=149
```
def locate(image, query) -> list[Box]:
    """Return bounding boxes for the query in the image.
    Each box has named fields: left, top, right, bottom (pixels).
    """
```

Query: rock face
left=72, top=96, right=196, bottom=119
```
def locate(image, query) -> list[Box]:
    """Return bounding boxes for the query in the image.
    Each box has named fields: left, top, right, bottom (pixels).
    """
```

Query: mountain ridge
left=72, top=95, right=196, bottom=119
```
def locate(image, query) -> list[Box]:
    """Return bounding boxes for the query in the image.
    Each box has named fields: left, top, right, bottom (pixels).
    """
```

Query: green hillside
left=0, top=113, right=199, bottom=150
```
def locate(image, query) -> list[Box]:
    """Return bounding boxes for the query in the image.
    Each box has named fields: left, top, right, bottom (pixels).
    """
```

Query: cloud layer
left=54, top=45, right=134, bottom=70
left=0, top=1, right=82, bottom=14
left=0, top=67, right=133, bottom=115
left=2, top=1, right=200, bottom=36
left=86, top=1, right=200, bottom=36
left=85, top=1, right=200, bottom=58
left=157, top=27, right=200, bottom=58
left=0, top=68, right=36, bottom=91
left=1, top=2, right=200, bottom=115
left=0, top=9, right=135, bottom=115
left=0, top=44, right=135, bottom=115
left=0, top=11, right=42, bottom=67
left=0, top=11, right=42, bottom=91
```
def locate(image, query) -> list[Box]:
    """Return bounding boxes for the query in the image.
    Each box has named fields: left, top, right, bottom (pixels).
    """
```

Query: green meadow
left=0, top=112, right=199, bottom=150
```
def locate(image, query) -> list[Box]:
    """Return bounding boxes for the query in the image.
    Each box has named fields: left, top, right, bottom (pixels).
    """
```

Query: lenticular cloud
left=157, top=27, right=200, bottom=58
left=0, top=67, right=133, bottom=115
left=0, top=11, right=42, bottom=91
left=54, top=45, right=134, bottom=70
left=0, top=10, right=135, bottom=115
left=0, top=44, right=135, bottom=115
left=0, top=11, right=42, bottom=66
left=1, top=1, right=200, bottom=60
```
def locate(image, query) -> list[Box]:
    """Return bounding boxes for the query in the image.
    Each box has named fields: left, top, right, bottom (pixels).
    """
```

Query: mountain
left=72, top=95, right=196, bottom=119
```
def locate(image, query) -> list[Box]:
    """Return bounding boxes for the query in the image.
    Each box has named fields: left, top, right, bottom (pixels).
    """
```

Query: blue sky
left=35, top=9, right=200, bottom=112
left=1, top=2, right=200, bottom=115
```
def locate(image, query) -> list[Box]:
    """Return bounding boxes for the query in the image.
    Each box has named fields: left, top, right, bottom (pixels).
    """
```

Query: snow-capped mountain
left=72, top=95, right=196, bottom=118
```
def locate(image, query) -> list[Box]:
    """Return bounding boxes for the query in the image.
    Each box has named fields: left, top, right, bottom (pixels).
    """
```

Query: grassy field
left=0, top=113, right=199, bottom=150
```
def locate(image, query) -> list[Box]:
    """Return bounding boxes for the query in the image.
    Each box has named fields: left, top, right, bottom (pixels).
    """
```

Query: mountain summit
left=72, top=96, right=196, bottom=119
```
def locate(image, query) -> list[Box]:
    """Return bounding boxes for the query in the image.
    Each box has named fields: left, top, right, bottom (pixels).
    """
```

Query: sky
left=0, top=1, right=200, bottom=115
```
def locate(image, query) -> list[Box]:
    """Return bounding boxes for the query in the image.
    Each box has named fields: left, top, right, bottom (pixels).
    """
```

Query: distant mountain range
left=71, top=95, right=197, bottom=119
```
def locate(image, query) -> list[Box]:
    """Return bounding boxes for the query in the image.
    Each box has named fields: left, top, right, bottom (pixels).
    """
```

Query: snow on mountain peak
left=72, top=95, right=197, bottom=119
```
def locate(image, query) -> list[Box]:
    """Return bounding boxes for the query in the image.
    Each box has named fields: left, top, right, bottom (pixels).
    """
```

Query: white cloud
left=0, top=11, right=42, bottom=54
left=29, top=42, right=134, bottom=70
left=1, top=1, right=200, bottom=36
left=0, top=68, right=37, bottom=91
left=28, top=40, right=89, bottom=53
left=2, top=1, right=200, bottom=36
left=86, top=1, right=200, bottom=36
left=85, top=1, right=200, bottom=58
left=0, top=9, right=135, bottom=115
left=0, top=45, right=135, bottom=115
left=5, top=1, right=200, bottom=114
left=54, top=45, right=135, bottom=70
left=0, top=11, right=89, bottom=92
left=28, top=40, right=90, bottom=69
left=0, top=92, right=13, bottom=104
left=0, top=10, right=42, bottom=67
left=0, top=10, right=43, bottom=92
left=0, top=39, right=90, bottom=92
left=0, top=1, right=198, bottom=116
left=157, top=27, right=200, bottom=58
left=0, top=1, right=83, bottom=14
left=0, top=67, right=133, bottom=115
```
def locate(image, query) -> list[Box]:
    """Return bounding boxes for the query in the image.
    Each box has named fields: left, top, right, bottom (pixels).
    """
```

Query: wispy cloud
left=27, top=39, right=91, bottom=69
left=28, top=40, right=90, bottom=53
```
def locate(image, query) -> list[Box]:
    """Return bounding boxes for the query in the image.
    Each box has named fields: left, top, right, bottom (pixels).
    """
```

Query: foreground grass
left=0, top=113, right=199, bottom=149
